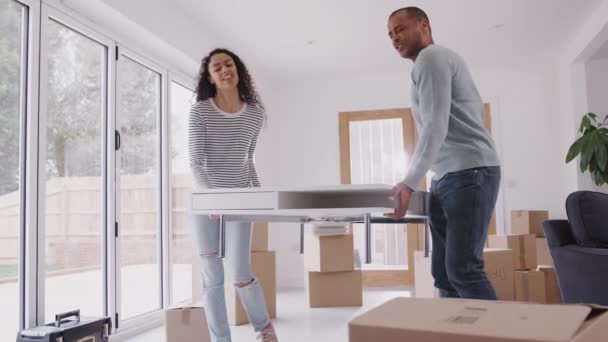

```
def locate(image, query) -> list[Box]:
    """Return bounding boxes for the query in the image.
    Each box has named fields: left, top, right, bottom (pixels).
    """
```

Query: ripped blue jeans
left=191, top=215, right=271, bottom=342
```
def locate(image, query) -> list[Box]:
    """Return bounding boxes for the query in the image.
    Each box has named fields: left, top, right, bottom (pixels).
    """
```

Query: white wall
left=557, top=1, right=608, bottom=195
left=582, top=59, right=608, bottom=192
left=259, top=64, right=565, bottom=288
left=585, top=59, right=608, bottom=125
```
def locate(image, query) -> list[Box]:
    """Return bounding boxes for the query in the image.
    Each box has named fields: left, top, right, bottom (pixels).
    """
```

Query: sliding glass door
left=116, top=50, right=163, bottom=321
left=39, top=5, right=111, bottom=322
left=0, top=1, right=28, bottom=339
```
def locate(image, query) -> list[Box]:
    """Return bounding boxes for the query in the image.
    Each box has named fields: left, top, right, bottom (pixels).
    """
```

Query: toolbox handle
left=55, top=310, right=80, bottom=327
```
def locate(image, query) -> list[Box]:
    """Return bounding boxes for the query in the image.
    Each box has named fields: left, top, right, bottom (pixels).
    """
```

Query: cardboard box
left=489, top=210, right=497, bottom=235
left=538, top=266, right=563, bottom=304
left=536, top=237, right=554, bottom=266
left=514, top=270, right=546, bottom=303
left=511, top=210, right=549, bottom=237
left=304, top=233, right=354, bottom=272
left=306, top=270, right=362, bottom=307
left=485, top=235, right=493, bottom=248
left=192, top=251, right=277, bottom=326
left=251, top=222, right=269, bottom=252
left=226, top=251, right=276, bottom=326
left=348, top=297, right=608, bottom=342
left=484, top=210, right=497, bottom=247
left=488, top=234, right=537, bottom=270
left=416, top=224, right=425, bottom=251
left=165, top=301, right=210, bottom=342
left=483, top=248, right=515, bottom=301
left=414, top=251, right=436, bottom=298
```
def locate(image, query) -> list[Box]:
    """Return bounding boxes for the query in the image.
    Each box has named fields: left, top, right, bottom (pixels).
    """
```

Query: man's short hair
left=389, top=6, right=430, bottom=23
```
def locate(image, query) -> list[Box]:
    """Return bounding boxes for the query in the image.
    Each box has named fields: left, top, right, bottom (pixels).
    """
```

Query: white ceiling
left=173, top=0, right=602, bottom=78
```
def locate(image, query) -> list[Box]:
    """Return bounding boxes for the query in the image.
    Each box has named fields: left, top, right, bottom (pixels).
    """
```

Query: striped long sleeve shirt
left=188, top=98, right=264, bottom=189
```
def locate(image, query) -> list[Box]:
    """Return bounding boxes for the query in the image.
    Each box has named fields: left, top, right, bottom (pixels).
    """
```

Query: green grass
left=0, top=265, right=18, bottom=279
left=0, top=264, right=65, bottom=279
left=47, top=265, right=64, bottom=273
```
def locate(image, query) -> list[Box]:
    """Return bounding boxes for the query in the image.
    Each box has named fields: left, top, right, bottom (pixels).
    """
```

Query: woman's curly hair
left=195, top=48, right=264, bottom=111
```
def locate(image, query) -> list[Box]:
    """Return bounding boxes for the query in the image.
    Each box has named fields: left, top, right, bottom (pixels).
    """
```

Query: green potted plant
left=566, top=113, right=608, bottom=186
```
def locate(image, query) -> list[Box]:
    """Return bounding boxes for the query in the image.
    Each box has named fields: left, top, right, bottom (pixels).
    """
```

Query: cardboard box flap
left=572, top=308, right=608, bottom=342
left=585, top=303, right=608, bottom=310
left=350, top=298, right=592, bottom=341
left=167, top=300, right=204, bottom=310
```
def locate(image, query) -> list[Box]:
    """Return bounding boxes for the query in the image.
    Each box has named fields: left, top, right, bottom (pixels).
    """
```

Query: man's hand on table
left=385, top=183, right=414, bottom=219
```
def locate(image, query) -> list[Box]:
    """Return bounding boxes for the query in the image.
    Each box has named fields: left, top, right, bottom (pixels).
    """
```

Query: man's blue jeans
left=429, top=166, right=501, bottom=299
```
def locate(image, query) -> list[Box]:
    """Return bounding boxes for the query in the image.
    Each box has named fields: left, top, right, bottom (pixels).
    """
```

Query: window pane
left=349, top=119, right=409, bottom=269
left=169, top=81, right=194, bottom=304
left=0, top=1, right=26, bottom=339
left=118, top=56, right=161, bottom=319
left=44, top=20, right=106, bottom=321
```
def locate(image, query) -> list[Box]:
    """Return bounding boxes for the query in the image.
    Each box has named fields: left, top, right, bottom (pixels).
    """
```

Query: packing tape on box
left=522, top=272, right=530, bottom=302
left=518, top=236, right=527, bottom=268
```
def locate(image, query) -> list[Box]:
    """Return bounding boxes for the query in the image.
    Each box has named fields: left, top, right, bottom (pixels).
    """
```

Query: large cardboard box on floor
left=165, top=301, right=210, bottom=342
left=488, top=234, right=537, bottom=270
left=306, top=270, right=362, bottom=307
left=192, top=251, right=277, bottom=326
left=483, top=248, right=515, bottom=301
left=251, top=222, right=269, bottom=252
left=414, top=251, right=436, bottom=298
left=226, top=251, right=276, bottom=326
left=538, top=266, right=563, bottom=304
left=348, top=297, right=608, bottom=342
left=536, top=237, right=554, bottom=266
left=511, top=210, right=549, bottom=237
left=304, top=232, right=354, bottom=272
left=515, top=270, right=546, bottom=303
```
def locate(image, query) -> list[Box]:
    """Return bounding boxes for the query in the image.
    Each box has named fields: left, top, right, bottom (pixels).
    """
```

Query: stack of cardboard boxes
left=303, top=225, right=363, bottom=307
left=487, top=232, right=543, bottom=302
left=415, top=210, right=562, bottom=304
left=191, top=222, right=277, bottom=326
left=513, top=210, right=562, bottom=304
left=486, top=210, right=561, bottom=304
left=512, top=210, right=553, bottom=266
